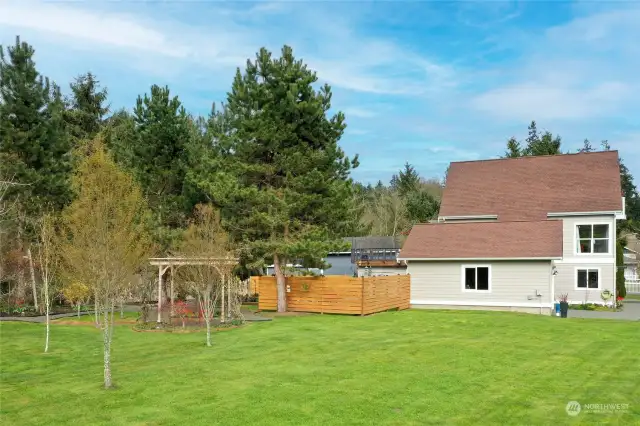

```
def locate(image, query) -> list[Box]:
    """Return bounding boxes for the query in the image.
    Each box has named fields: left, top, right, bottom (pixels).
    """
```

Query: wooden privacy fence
left=254, top=275, right=410, bottom=315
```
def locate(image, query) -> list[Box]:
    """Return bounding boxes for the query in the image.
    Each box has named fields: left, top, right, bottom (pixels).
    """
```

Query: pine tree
left=504, top=137, right=522, bottom=158
left=0, top=36, right=72, bottom=219
left=579, top=139, right=593, bottom=153
left=526, top=130, right=562, bottom=156
left=391, top=162, right=420, bottom=196
left=406, top=190, right=440, bottom=224
left=113, top=85, right=196, bottom=252
left=64, top=72, right=109, bottom=143
left=525, top=120, right=539, bottom=147
left=201, top=46, right=358, bottom=312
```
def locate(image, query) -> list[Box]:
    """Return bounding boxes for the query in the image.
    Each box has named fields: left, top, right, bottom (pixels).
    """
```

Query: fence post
left=321, top=276, right=324, bottom=315
left=360, top=276, right=365, bottom=316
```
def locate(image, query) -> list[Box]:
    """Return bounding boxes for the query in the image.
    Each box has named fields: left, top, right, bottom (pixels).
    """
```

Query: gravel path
left=0, top=311, right=92, bottom=323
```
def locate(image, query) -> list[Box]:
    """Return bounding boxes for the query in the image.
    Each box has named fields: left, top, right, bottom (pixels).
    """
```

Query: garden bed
left=133, top=319, right=245, bottom=333
left=569, top=303, right=621, bottom=312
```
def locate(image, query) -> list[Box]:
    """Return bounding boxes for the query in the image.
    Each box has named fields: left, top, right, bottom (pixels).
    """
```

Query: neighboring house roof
left=399, top=220, right=563, bottom=260
left=439, top=151, right=623, bottom=221
left=343, top=236, right=402, bottom=250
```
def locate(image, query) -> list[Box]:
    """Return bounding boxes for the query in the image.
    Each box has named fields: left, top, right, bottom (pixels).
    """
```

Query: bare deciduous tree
left=35, top=212, right=59, bottom=353
left=60, top=140, right=151, bottom=388
left=176, top=205, right=236, bottom=347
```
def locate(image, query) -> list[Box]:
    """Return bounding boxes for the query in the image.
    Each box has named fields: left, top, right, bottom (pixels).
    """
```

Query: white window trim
left=574, top=221, right=613, bottom=256
left=574, top=266, right=601, bottom=290
left=461, top=264, right=492, bottom=293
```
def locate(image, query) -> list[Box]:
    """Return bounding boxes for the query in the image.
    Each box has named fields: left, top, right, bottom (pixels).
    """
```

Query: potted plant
left=557, top=293, right=569, bottom=318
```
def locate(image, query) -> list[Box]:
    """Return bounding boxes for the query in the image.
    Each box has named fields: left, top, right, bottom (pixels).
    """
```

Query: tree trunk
left=44, top=281, right=50, bottom=353
left=77, top=304, right=81, bottom=317
left=45, top=302, right=50, bottom=353
left=119, top=300, right=124, bottom=319
left=205, top=317, right=211, bottom=347
left=27, top=248, right=39, bottom=312
left=274, top=254, right=287, bottom=312
left=102, top=308, right=113, bottom=388
left=94, top=291, right=100, bottom=328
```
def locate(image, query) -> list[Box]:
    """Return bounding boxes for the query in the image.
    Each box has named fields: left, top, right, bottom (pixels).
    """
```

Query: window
left=576, top=268, right=599, bottom=289
left=576, top=224, right=609, bottom=254
left=463, top=266, right=490, bottom=291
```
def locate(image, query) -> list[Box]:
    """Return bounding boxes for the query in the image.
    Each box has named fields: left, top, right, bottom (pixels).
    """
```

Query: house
left=347, top=236, right=406, bottom=277
left=399, top=151, right=625, bottom=314
left=622, top=233, right=639, bottom=282
left=265, top=236, right=407, bottom=277
left=623, top=247, right=638, bottom=281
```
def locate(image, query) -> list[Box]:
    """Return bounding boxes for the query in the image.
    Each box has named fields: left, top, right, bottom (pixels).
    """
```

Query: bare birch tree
left=176, top=205, right=236, bottom=347
left=60, top=140, right=151, bottom=388
left=35, top=212, right=60, bottom=352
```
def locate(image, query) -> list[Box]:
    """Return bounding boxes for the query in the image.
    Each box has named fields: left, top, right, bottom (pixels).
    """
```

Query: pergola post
left=157, top=264, right=170, bottom=325
left=221, top=274, right=226, bottom=324
left=170, top=266, right=175, bottom=316
left=227, top=275, right=231, bottom=319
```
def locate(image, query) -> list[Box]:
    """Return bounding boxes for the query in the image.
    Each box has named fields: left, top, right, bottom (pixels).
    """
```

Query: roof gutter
left=547, top=196, right=626, bottom=220
left=438, top=214, right=498, bottom=221
left=547, top=211, right=626, bottom=219
left=399, top=257, right=562, bottom=261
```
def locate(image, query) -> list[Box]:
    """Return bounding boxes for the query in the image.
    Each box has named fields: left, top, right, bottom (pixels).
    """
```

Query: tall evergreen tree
left=201, top=46, right=358, bottom=312
left=579, top=139, right=593, bottom=153
left=516, top=121, right=562, bottom=156
left=0, top=36, right=71, bottom=218
left=391, top=162, right=420, bottom=196
left=504, top=137, right=522, bottom=158
left=131, top=85, right=195, bottom=251
left=64, top=72, right=109, bottom=143
left=406, top=190, right=440, bottom=224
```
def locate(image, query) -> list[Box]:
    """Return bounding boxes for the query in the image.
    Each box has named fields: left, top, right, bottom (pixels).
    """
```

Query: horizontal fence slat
left=256, top=275, right=409, bottom=315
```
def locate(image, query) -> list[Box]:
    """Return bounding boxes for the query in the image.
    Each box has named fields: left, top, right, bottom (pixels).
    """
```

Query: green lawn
left=1, top=310, right=638, bottom=425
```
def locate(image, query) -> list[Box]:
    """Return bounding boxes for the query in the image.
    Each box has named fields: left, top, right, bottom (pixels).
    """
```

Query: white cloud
left=0, top=0, right=453, bottom=96
left=0, top=2, right=185, bottom=57
left=471, top=81, right=631, bottom=121
left=342, top=107, right=377, bottom=118
left=469, top=6, right=640, bottom=122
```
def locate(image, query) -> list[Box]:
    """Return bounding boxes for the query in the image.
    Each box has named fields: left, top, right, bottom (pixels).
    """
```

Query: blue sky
left=1, top=0, right=639, bottom=184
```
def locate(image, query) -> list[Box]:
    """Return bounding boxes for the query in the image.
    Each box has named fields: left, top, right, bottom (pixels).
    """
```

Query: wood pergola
left=149, top=257, right=238, bottom=324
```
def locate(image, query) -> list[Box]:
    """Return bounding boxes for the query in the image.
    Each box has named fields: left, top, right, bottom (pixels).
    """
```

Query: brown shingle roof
left=400, top=220, right=563, bottom=259
left=440, top=151, right=623, bottom=221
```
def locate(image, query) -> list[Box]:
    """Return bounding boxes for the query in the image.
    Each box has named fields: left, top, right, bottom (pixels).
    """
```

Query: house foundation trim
left=410, top=300, right=554, bottom=308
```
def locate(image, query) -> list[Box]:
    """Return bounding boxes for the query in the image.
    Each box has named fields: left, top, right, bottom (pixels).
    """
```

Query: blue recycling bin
left=554, top=303, right=560, bottom=316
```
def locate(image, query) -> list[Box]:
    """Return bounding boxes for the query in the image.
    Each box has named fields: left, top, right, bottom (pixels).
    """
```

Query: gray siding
left=324, top=255, right=356, bottom=276
left=554, top=263, right=615, bottom=304
left=554, top=215, right=616, bottom=304
left=408, top=260, right=552, bottom=307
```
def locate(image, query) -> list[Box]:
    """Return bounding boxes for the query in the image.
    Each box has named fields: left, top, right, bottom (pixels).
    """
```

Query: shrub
left=616, top=239, right=627, bottom=299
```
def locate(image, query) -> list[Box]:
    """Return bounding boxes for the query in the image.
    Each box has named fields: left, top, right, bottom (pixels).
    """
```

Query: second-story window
left=576, top=224, right=609, bottom=254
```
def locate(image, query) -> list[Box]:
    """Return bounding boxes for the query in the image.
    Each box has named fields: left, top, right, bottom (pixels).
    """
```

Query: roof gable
left=439, top=151, right=623, bottom=221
